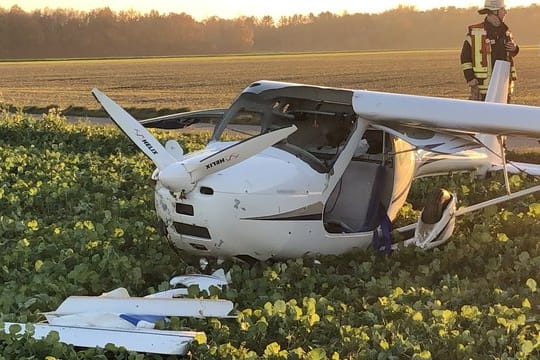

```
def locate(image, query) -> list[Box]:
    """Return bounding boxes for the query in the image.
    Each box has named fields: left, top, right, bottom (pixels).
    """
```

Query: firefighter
left=460, top=0, right=519, bottom=101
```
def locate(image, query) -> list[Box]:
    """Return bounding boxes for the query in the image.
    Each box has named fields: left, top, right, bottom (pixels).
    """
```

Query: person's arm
left=506, top=42, right=519, bottom=56
left=461, top=36, right=480, bottom=100
left=460, top=38, right=476, bottom=83
left=505, top=29, right=519, bottom=56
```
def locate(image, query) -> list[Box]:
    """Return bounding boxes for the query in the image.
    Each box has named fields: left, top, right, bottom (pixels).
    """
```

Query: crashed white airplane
left=92, top=60, right=540, bottom=261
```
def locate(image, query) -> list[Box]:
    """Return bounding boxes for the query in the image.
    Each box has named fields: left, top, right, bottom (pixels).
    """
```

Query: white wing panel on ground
left=4, top=322, right=198, bottom=355
left=53, top=296, right=233, bottom=317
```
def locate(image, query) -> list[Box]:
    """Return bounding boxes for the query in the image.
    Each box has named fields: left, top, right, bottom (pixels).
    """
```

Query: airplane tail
left=476, top=60, right=540, bottom=176
left=398, top=61, right=538, bottom=250
left=476, top=59, right=510, bottom=169
left=413, top=60, right=540, bottom=178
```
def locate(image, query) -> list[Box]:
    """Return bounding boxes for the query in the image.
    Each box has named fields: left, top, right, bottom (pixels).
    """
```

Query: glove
left=467, top=78, right=479, bottom=87
left=470, top=86, right=481, bottom=101
left=467, top=79, right=480, bottom=100
left=505, top=41, right=517, bottom=53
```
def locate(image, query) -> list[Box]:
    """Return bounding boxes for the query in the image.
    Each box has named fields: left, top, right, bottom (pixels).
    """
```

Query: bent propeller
left=92, top=88, right=296, bottom=193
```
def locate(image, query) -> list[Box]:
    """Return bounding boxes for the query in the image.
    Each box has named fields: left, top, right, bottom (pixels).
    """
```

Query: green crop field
left=1, top=48, right=539, bottom=114
left=1, top=50, right=540, bottom=359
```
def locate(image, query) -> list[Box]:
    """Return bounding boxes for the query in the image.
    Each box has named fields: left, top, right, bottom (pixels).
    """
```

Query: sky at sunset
left=2, top=0, right=538, bottom=20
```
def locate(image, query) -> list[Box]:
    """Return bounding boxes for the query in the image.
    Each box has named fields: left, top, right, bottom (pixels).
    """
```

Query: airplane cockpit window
left=212, top=92, right=266, bottom=141
left=266, top=99, right=356, bottom=172
left=217, top=110, right=263, bottom=141
left=212, top=88, right=357, bottom=173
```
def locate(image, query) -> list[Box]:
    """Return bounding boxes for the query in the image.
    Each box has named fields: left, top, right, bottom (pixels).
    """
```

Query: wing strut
left=498, top=136, right=511, bottom=195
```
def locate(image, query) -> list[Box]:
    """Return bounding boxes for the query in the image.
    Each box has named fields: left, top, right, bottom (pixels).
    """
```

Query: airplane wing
left=369, top=123, right=482, bottom=154
left=352, top=91, right=540, bottom=138
left=352, top=60, right=540, bottom=177
left=139, top=109, right=226, bottom=129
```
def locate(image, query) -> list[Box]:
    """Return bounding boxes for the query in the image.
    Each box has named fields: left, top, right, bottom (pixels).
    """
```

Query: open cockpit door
left=322, top=128, right=414, bottom=234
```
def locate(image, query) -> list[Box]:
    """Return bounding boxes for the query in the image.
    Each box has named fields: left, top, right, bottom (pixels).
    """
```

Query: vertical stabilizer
left=484, top=60, right=510, bottom=103
left=477, top=60, right=511, bottom=168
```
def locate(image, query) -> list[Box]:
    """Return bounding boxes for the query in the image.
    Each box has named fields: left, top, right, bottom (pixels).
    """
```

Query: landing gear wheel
left=421, top=188, right=452, bottom=224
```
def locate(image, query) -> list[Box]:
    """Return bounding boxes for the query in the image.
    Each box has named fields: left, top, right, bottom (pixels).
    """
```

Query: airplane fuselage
left=155, top=136, right=416, bottom=261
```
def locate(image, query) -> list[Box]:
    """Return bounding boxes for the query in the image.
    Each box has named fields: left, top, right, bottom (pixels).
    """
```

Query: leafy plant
left=0, top=112, right=539, bottom=359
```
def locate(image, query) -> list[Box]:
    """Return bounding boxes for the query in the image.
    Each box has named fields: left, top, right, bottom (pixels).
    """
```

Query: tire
left=421, top=188, right=453, bottom=224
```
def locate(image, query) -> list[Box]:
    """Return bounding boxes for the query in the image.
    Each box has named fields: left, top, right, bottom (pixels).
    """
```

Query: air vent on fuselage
left=189, top=243, right=208, bottom=251
left=200, top=186, right=214, bottom=195
left=234, top=254, right=259, bottom=264
left=176, top=203, right=194, bottom=216
left=173, top=222, right=211, bottom=239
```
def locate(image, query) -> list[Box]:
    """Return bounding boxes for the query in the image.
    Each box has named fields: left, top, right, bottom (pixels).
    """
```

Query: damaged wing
left=370, top=123, right=482, bottom=154
left=139, top=108, right=226, bottom=129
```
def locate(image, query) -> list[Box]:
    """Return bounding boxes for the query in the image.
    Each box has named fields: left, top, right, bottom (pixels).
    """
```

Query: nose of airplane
left=159, top=162, right=194, bottom=193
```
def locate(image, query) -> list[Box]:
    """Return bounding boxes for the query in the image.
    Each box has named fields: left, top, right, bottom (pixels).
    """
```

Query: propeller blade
left=159, top=125, right=297, bottom=192
left=189, top=126, right=297, bottom=182
left=159, top=126, right=297, bottom=192
left=93, top=88, right=296, bottom=194
left=92, top=88, right=176, bottom=170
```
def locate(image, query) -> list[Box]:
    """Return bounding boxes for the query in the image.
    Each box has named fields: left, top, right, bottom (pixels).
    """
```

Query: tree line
left=1, top=5, right=539, bottom=59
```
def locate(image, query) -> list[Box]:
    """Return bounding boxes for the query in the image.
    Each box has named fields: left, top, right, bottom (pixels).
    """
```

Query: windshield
left=217, top=110, right=263, bottom=141
left=212, top=86, right=357, bottom=172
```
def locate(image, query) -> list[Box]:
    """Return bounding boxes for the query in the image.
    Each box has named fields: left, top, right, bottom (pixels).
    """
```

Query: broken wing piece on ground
left=3, top=322, right=201, bottom=355
left=3, top=281, right=234, bottom=355
left=50, top=296, right=233, bottom=318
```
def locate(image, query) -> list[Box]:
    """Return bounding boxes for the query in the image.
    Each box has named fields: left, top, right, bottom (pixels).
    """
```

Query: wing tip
left=91, top=88, right=103, bottom=103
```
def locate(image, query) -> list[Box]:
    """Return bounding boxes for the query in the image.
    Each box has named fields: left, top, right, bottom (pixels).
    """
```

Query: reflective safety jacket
left=460, top=19, right=519, bottom=96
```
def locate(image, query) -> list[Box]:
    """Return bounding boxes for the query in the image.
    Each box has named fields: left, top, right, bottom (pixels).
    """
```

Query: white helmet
left=480, top=0, right=505, bottom=12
